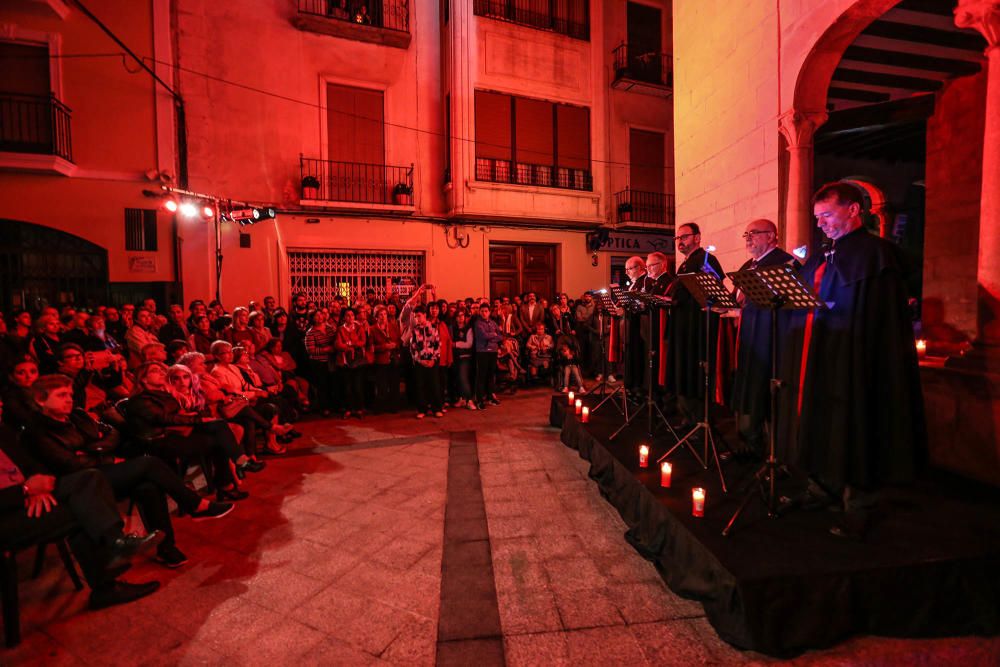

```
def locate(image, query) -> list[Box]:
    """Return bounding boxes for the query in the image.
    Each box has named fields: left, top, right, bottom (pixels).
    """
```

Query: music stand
left=609, top=292, right=679, bottom=442
left=656, top=272, right=738, bottom=492
left=590, top=290, right=628, bottom=417
left=721, top=264, right=826, bottom=536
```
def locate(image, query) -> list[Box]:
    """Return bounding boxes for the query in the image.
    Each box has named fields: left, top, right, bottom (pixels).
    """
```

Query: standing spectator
left=370, top=309, right=400, bottom=413
left=335, top=308, right=367, bottom=418
left=428, top=302, right=453, bottom=407
left=498, top=303, right=523, bottom=339
left=30, top=313, right=62, bottom=374
left=261, top=296, right=278, bottom=326
left=474, top=302, right=503, bottom=409
left=290, top=292, right=311, bottom=337
left=518, top=293, right=544, bottom=333
left=409, top=306, right=442, bottom=419
left=304, top=310, right=335, bottom=416
left=451, top=310, right=476, bottom=409
left=574, top=292, right=599, bottom=376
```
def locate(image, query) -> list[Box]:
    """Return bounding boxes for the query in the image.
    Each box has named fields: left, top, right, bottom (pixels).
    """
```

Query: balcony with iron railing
left=292, top=0, right=411, bottom=48
left=0, top=93, right=73, bottom=167
left=475, top=157, right=593, bottom=192
left=473, top=0, right=589, bottom=41
left=300, top=156, right=415, bottom=208
left=615, top=188, right=675, bottom=230
left=612, top=43, right=673, bottom=97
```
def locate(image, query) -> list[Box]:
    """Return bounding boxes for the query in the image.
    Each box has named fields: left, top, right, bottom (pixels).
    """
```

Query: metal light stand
left=656, top=273, right=737, bottom=493
left=610, top=296, right=679, bottom=442
left=721, top=264, right=826, bottom=536
left=591, top=291, right=628, bottom=417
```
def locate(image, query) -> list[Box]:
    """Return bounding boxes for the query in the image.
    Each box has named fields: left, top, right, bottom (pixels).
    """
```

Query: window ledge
left=466, top=178, right=599, bottom=201
left=300, top=199, right=415, bottom=215
left=0, top=151, right=76, bottom=176
left=291, top=14, right=411, bottom=49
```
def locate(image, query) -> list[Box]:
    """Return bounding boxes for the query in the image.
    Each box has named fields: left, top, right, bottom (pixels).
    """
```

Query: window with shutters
left=124, top=208, right=158, bottom=251
left=0, top=40, right=73, bottom=162
left=474, top=90, right=591, bottom=191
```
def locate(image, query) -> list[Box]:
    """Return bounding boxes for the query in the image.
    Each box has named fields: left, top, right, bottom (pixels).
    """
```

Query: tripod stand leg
left=706, top=429, right=728, bottom=493
left=656, top=424, right=706, bottom=467
left=609, top=403, right=645, bottom=440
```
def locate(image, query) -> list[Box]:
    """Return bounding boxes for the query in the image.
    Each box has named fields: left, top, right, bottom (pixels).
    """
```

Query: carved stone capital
left=778, top=110, right=829, bottom=149
left=955, top=0, right=1000, bottom=49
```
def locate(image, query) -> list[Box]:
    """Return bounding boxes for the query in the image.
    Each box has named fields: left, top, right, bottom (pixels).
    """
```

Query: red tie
left=796, top=260, right=828, bottom=416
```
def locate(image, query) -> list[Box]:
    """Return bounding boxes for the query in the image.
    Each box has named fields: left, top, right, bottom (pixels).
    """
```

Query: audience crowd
left=0, top=284, right=613, bottom=616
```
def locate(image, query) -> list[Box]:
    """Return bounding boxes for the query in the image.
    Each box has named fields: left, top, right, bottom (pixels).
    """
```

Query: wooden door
left=489, top=243, right=555, bottom=301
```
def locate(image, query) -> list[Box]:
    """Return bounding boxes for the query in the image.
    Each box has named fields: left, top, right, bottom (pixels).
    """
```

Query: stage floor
left=550, top=394, right=1000, bottom=657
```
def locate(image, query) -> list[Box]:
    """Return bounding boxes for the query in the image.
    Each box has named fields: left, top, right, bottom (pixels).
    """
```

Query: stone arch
left=791, top=0, right=905, bottom=115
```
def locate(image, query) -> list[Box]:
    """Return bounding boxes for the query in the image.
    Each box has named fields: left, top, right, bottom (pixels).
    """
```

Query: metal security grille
left=287, top=249, right=425, bottom=305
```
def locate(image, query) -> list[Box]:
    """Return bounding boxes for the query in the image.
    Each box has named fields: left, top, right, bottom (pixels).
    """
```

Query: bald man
left=730, top=219, right=799, bottom=458
left=644, top=252, right=674, bottom=296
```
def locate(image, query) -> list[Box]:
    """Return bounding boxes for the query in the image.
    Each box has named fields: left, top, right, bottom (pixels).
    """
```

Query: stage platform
left=549, top=394, right=1000, bottom=657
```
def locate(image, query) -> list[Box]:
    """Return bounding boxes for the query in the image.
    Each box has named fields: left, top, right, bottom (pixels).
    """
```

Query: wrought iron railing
left=300, top=156, right=414, bottom=204
left=0, top=93, right=73, bottom=161
left=613, top=43, right=673, bottom=88
left=297, top=0, right=410, bottom=33
left=475, top=157, right=592, bottom=191
left=615, top=188, right=675, bottom=228
left=473, top=0, right=589, bottom=41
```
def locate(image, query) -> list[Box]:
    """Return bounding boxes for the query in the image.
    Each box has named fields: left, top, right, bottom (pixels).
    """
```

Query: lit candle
left=692, top=488, right=706, bottom=517
left=581, top=406, right=590, bottom=423
left=568, top=391, right=575, bottom=405
left=639, top=444, right=649, bottom=468
left=660, top=462, right=672, bottom=487
left=916, top=339, right=927, bottom=359
left=575, top=399, right=583, bottom=415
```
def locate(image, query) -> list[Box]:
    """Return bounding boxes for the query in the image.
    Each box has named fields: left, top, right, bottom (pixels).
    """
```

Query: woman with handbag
left=334, top=308, right=367, bottom=418
left=210, top=340, right=291, bottom=456
left=128, top=362, right=250, bottom=501
left=166, top=363, right=265, bottom=480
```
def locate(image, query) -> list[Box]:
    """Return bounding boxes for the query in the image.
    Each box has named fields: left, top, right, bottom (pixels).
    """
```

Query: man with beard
left=665, top=223, right=725, bottom=427
left=729, top=219, right=798, bottom=459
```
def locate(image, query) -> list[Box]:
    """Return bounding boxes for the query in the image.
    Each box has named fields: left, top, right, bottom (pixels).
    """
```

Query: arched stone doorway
left=0, top=219, right=109, bottom=313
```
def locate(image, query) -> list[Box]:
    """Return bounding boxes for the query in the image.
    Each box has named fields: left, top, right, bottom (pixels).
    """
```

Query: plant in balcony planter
left=301, top=175, right=320, bottom=199
left=617, top=201, right=633, bottom=222
left=392, top=182, right=413, bottom=205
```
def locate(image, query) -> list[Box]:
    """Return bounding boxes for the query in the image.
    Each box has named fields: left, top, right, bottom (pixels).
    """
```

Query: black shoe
left=216, top=487, right=249, bottom=502
left=89, top=580, right=161, bottom=610
left=488, top=396, right=501, bottom=406
left=109, top=530, right=164, bottom=562
left=190, top=501, right=235, bottom=520
left=155, top=545, right=189, bottom=568
left=779, top=483, right=836, bottom=512
left=237, top=459, right=266, bottom=477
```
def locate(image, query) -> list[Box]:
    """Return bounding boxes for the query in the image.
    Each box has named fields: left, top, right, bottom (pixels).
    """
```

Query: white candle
left=581, top=406, right=590, bottom=423
left=568, top=390, right=575, bottom=405
left=916, top=339, right=927, bottom=359
left=692, top=487, right=706, bottom=517
left=639, top=445, right=649, bottom=468
left=575, top=399, right=583, bottom=415
left=660, top=462, right=672, bottom=487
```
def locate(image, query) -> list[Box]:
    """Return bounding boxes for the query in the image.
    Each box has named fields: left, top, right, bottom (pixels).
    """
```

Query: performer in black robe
left=784, top=183, right=926, bottom=537
left=665, top=223, right=725, bottom=424
left=622, top=256, right=649, bottom=395
left=730, top=219, right=799, bottom=456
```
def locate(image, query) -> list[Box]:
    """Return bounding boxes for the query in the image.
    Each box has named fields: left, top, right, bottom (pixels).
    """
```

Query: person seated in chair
left=23, top=374, right=234, bottom=569
left=1, top=398, right=162, bottom=610
left=526, top=323, right=554, bottom=381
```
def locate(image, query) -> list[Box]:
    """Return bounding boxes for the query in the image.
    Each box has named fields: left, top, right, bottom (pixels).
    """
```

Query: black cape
left=623, top=274, right=649, bottom=390
left=665, top=248, right=725, bottom=398
left=729, top=248, right=799, bottom=424
left=782, top=227, right=926, bottom=492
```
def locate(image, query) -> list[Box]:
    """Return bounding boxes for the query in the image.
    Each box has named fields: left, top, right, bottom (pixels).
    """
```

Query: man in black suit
left=0, top=398, right=161, bottom=610
left=730, top=219, right=799, bottom=457
left=622, top=256, right=648, bottom=394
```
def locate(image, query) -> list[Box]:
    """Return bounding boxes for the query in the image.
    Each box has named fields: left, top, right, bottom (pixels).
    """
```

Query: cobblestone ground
left=5, top=388, right=999, bottom=665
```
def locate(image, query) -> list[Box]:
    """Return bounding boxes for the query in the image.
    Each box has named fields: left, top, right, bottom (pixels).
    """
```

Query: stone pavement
left=5, top=388, right=999, bottom=666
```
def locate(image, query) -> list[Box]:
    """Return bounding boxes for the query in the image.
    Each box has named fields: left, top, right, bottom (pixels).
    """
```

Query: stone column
left=778, top=110, right=828, bottom=256
left=956, top=1, right=1000, bottom=344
